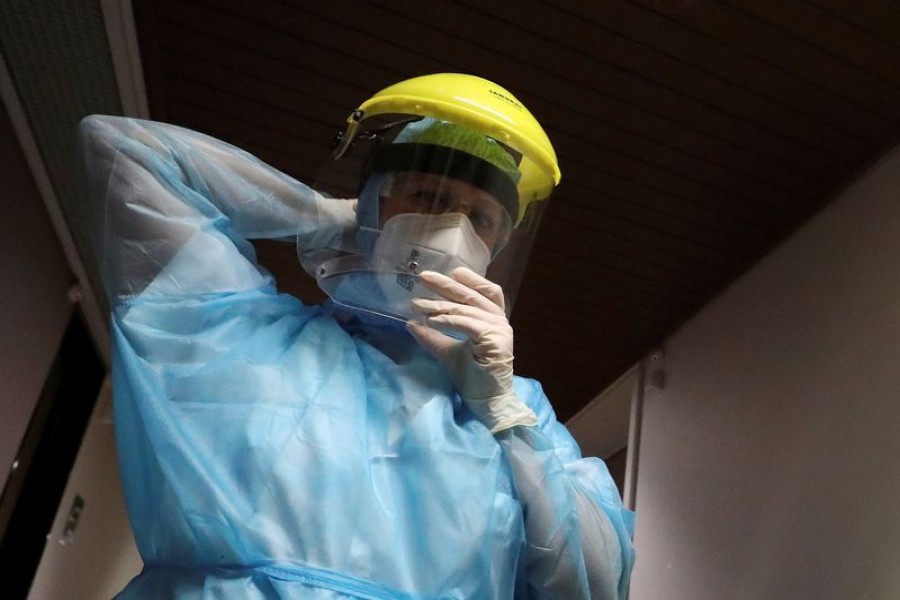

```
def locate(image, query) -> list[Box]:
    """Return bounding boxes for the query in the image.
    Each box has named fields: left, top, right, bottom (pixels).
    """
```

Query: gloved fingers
left=448, top=267, right=507, bottom=314
left=422, top=312, right=500, bottom=344
left=418, top=270, right=505, bottom=316
left=410, top=298, right=506, bottom=325
left=406, top=321, right=457, bottom=358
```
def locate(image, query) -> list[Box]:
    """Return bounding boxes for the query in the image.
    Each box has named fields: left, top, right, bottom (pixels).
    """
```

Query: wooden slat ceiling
left=133, top=0, right=900, bottom=421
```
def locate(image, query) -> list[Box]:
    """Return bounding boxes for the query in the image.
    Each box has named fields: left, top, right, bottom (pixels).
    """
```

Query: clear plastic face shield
left=298, top=116, right=551, bottom=324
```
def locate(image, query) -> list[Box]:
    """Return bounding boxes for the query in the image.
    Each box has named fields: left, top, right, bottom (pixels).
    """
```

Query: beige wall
left=567, top=366, right=636, bottom=461
left=630, top=146, right=900, bottom=599
left=28, top=380, right=142, bottom=600
left=0, top=101, right=73, bottom=489
left=0, top=102, right=140, bottom=599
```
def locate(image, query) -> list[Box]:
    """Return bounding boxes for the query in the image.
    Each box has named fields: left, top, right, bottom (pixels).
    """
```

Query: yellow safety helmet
left=333, top=73, right=561, bottom=224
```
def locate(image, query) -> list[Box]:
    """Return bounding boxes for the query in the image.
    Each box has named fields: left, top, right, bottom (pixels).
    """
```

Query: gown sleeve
left=504, top=377, right=636, bottom=600
left=77, top=114, right=354, bottom=303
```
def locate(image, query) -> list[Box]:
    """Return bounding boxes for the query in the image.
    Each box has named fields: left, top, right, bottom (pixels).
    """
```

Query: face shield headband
left=368, top=143, right=520, bottom=222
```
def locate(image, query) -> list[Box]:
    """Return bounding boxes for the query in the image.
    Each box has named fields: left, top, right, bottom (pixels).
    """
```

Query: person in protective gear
left=77, top=73, right=635, bottom=599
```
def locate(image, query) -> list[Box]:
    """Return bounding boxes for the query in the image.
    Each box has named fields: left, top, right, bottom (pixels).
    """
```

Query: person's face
left=379, top=172, right=512, bottom=252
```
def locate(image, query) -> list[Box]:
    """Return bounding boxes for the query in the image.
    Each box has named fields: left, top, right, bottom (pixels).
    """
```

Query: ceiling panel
left=133, top=0, right=900, bottom=420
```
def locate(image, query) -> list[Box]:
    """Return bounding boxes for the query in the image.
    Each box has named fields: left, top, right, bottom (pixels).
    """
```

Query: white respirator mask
left=371, top=212, right=491, bottom=313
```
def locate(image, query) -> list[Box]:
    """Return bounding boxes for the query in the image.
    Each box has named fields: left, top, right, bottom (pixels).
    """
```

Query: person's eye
left=470, top=209, right=498, bottom=233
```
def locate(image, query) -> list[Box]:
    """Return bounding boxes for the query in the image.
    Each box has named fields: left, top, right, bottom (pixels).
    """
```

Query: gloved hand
left=407, top=267, right=538, bottom=434
left=296, top=196, right=358, bottom=272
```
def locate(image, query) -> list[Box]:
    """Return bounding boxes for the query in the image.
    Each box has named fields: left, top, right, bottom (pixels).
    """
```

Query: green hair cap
left=394, top=118, right=521, bottom=183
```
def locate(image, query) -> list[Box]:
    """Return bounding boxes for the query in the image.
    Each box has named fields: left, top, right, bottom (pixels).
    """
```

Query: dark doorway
left=0, top=313, right=105, bottom=597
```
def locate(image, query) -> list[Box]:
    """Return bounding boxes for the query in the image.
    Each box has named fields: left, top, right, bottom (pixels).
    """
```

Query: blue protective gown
left=78, top=115, right=634, bottom=599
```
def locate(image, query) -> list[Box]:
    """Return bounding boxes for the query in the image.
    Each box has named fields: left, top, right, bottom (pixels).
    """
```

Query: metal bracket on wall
left=645, top=346, right=666, bottom=392
left=623, top=346, right=666, bottom=511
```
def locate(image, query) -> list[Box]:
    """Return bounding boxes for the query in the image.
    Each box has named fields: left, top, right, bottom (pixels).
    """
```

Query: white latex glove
left=296, top=197, right=358, bottom=275
left=407, top=267, right=538, bottom=434
left=295, top=196, right=357, bottom=250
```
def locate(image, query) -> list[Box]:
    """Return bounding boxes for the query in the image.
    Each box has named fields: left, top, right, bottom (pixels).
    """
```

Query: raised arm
left=78, top=115, right=354, bottom=303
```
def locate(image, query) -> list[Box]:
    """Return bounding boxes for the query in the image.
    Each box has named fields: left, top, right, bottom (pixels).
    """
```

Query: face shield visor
left=298, top=116, right=553, bottom=324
